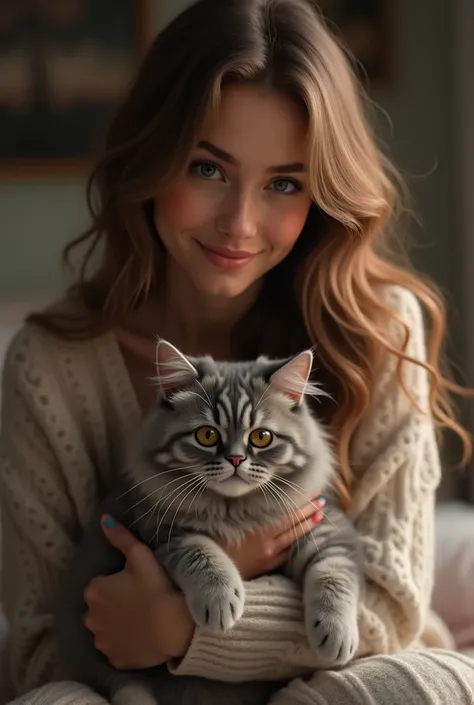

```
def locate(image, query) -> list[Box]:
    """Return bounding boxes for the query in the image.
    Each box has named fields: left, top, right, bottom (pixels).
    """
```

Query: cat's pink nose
left=226, top=455, right=246, bottom=468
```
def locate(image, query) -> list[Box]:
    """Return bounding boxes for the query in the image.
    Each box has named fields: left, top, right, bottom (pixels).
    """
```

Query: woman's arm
left=171, top=286, right=440, bottom=681
left=348, top=285, right=440, bottom=654
left=1, top=286, right=438, bottom=689
left=0, top=328, right=93, bottom=694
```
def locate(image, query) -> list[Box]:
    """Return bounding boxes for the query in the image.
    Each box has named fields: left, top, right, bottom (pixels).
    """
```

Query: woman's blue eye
left=191, top=162, right=223, bottom=180
left=269, top=178, right=302, bottom=194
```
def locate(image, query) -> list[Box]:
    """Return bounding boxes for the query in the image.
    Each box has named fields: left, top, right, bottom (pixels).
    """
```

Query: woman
left=1, top=0, right=473, bottom=703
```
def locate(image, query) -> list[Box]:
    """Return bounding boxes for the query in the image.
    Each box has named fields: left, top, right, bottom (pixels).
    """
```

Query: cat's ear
left=269, top=350, right=313, bottom=406
left=155, top=339, right=198, bottom=399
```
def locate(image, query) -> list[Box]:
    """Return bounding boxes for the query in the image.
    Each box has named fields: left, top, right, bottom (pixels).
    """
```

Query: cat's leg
left=302, top=552, right=360, bottom=665
left=286, top=508, right=362, bottom=667
left=156, top=534, right=245, bottom=631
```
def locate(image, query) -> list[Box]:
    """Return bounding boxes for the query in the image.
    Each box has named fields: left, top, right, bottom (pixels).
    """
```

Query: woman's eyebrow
left=197, top=140, right=306, bottom=173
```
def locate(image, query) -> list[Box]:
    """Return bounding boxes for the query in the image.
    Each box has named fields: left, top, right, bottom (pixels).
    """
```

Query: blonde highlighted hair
left=30, top=0, right=472, bottom=504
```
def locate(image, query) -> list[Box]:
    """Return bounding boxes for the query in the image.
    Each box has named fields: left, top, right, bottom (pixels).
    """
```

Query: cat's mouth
left=210, top=472, right=255, bottom=498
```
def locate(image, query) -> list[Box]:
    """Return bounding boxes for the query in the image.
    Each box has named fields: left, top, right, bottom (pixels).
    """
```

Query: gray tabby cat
left=55, top=340, right=363, bottom=705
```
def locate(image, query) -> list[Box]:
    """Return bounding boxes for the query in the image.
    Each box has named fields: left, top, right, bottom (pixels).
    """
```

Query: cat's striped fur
left=55, top=341, right=363, bottom=705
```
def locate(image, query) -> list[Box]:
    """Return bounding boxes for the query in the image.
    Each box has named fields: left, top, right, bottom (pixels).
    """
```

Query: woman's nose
left=217, top=189, right=258, bottom=241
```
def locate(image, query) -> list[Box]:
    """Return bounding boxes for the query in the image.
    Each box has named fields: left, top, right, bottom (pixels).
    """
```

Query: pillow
left=433, top=500, right=474, bottom=651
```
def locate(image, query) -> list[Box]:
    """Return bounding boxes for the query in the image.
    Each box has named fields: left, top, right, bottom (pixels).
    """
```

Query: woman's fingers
left=274, top=498, right=325, bottom=536
left=274, top=498, right=326, bottom=552
left=276, top=513, right=321, bottom=551
left=267, top=549, right=291, bottom=571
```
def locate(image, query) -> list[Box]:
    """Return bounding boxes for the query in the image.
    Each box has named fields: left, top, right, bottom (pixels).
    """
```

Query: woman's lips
left=196, top=241, right=258, bottom=270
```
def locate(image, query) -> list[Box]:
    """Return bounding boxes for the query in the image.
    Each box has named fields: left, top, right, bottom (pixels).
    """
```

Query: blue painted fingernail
left=102, top=515, right=117, bottom=529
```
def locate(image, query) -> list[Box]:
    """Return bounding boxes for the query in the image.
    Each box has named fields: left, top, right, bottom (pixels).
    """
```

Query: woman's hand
left=83, top=498, right=325, bottom=668
left=83, top=516, right=194, bottom=670
left=219, top=497, right=326, bottom=580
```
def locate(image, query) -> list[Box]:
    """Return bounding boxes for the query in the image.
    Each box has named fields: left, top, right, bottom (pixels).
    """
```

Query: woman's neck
left=118, top=259, right=261, bottom=360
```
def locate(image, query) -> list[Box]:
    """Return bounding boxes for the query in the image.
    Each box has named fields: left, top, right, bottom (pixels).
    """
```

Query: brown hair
left=30, top=0, right=472, bottom=504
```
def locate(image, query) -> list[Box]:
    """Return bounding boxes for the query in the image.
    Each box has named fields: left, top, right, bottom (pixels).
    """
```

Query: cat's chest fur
left=123, top=483, right=299, bottom=546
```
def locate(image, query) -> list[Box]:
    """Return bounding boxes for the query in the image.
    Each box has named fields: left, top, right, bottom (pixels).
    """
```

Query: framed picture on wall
left=318, top=0, right=393, bottom=86
left=0, top=0, right=152, bottom=177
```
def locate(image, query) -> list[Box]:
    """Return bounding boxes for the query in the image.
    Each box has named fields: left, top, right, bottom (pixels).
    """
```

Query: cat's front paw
left=188, top=578, right=245, bottom=632
left=305, top=601, right=359, bottom=667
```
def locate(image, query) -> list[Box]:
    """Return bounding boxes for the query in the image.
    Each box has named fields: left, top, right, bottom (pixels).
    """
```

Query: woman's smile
left=195, top=241, right=260, bottom=270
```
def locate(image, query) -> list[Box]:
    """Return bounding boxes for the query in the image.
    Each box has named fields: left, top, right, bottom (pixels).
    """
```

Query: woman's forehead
left=197, top=83, right=309, bottom=171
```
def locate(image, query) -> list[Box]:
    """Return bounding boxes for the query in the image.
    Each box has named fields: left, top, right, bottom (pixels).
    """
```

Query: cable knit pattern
left=1, top=285, right=473, bottom=705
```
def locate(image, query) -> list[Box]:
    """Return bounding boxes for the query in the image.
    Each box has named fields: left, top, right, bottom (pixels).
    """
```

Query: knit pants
left=7, top=650, right=474, bottom=705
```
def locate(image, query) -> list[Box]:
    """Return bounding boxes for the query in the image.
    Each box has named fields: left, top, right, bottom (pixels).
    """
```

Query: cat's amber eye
left=249, top=429, right=273, bottom=448
left=195, top=426, right=220, bottom=447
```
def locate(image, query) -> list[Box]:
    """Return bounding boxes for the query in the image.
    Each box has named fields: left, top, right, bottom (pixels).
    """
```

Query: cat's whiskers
left=133, top=475, right=201, bottom=531
left=187, top=391, right=213, bottom=408
left=125, top=486, right=168, bottom=517
left=188, top=475, right=210, bottom=520
left=153, top=474, right=205, bottom=544
left=254, top=381, right=274, bottom=411
left=166, top=477, right=209, bottom=549
left=152, top=470, right=201, bottom=503
left=257, top=479, right=272, bottom=511
left=194, top=470, right=219, bottom=509
left=262, top=481, right=294, bottom=531
left=145, top=497, right=160, bottom=530
left=124, top=469, right=198, bottom=515
left=265, top=479, right=313, bottom=556
left=194, top=379, right=213, bottom=409
left=144, top=470, right=201, bottom=529
left=265, top=480, right=303, bottom=550
left=153, top=474, right=203, bottom=516
left=117, top=464, right=199, bottom=500
left=268, top=479, right=320, bottom=555
left=275, top=476, right=338, bottom=531
left=130, top=475, right=201, bottom=528
left=130, top=500, right=162, bottom=529
left=151, top=476, right=204, bottom=544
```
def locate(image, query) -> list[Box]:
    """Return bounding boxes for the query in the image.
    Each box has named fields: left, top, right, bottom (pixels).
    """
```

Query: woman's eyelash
left=190, top=160, right=222, bottom=176
left=269, top=177, right=304, bottom=194
left=189, top=161, right=304, bottom=193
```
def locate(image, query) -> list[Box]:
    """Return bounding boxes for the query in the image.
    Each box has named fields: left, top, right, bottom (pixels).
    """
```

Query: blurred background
left=0, top=0, right=473, bottom=499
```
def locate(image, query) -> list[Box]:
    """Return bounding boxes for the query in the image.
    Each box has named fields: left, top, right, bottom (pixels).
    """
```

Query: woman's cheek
left=270, top=202, right=311, bottom=248
left=158, top=181, right=217, bottom=230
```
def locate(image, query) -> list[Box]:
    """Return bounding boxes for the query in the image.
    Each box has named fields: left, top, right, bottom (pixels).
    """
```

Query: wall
left=374, top=0, right=458, bottom=303
left=0, top=0, right=170, bottom=297
left=453, top=0, right=474, bottom=499
left=0, top=0, right=462, bottom=316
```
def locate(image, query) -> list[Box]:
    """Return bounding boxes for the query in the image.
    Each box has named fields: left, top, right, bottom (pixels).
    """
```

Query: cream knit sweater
left=0, top=286, right=451, bottom=702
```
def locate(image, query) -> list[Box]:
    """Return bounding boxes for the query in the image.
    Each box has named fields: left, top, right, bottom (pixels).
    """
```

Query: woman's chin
left=192, top=275, right=256, bottom=300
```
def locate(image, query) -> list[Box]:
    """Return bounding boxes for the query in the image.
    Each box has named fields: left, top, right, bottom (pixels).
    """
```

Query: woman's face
left=154, top=84, right=313, bottom=299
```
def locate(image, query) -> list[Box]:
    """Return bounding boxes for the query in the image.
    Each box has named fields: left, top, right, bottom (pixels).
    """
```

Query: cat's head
left=135, top=340, right=335, bottom=501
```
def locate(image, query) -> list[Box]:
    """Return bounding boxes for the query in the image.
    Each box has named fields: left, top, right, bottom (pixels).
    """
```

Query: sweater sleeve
left=172, top=286, right=441, bottom=681
left=0, top=327, right=99, bottom=694
left=346, top=285, right=440, bottom=655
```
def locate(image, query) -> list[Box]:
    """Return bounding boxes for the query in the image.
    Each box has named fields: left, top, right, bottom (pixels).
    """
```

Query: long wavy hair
left=30, top=0, right=471, bottom=504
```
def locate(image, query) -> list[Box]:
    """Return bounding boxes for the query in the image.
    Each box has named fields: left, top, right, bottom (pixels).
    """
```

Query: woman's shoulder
left=3, top=297, right=94, bottom=379
left=1, top=296, right=116, bottom=410
left=377, top=284, right=426, bottom=355
left=378, top=284, right=424, bottom=322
